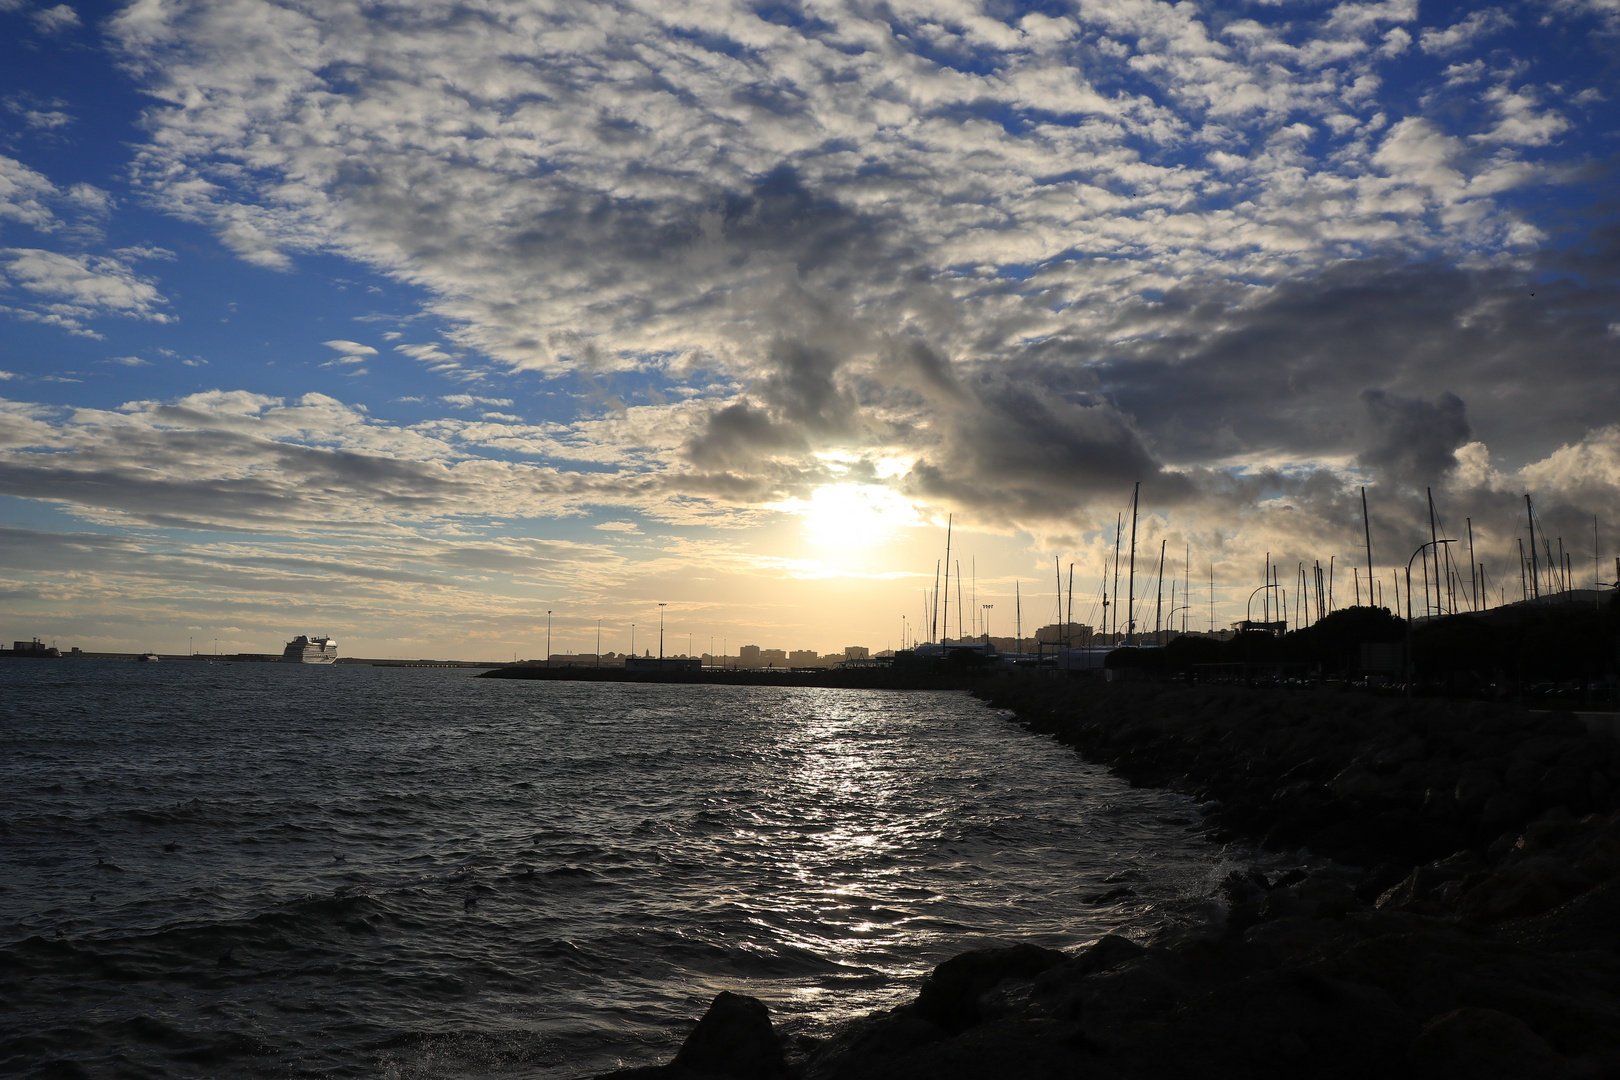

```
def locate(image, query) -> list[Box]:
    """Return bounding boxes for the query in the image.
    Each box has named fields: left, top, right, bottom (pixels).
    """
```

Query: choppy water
left=1, top=660, right=1240, bottom=1078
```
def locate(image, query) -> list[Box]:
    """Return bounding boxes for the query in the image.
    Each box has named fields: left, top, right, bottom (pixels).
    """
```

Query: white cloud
left=1474, top=86, right=1570, bottom=146
left=321, top=338, right=377, bottom=355
left=0, top=248, right=172, bottom=335
left=442, top=394, right=513, bottom=409
left=31, top=3, right=79, bottom=35
left=4, top=95, right=74, bottom=131
left=1420, top=9, right=1514, bottom=55
left=107, top=0, right=1544, bottom=387
left=106, top=355, right=150, bottom=367
left=0, top=155, right=61, bottom=230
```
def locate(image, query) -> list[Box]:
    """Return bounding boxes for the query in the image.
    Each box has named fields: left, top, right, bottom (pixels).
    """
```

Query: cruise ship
left=282, top=635, right=339, bottom=664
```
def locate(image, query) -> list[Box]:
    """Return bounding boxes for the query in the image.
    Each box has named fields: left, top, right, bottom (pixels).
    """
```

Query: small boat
left=136, top=652, right=160, bottom=662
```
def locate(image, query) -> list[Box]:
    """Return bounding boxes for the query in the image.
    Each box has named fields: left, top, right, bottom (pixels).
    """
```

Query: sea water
left=1, top=660, right=1238, bottom=1077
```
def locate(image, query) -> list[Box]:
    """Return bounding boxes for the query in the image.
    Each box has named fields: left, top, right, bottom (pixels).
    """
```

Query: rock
left=1480, top=791, right=1530, bottom=833
left=1376, top=850, right=1486, bottom=912
left=1454, top=767, right=1500, bottom=810
left=1409, top=1007, right=1572, bottom=1079
left=669, top=991, right=790, bottom=1080
left=913, top=943, right=1067, bottom=1033
left=1328, top=765, right=1384, bottom=802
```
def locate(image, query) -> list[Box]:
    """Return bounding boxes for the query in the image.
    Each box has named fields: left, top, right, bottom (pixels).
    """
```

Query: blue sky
left=2, top=0, right=1617, bottom=657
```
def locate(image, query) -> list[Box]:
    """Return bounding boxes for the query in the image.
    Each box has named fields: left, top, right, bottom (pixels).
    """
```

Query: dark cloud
left=1357, top=389, right=1472, bottom=486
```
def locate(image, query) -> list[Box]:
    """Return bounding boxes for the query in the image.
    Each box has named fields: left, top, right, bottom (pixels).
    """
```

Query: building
left=844, top=646, right=869, bottom=660
left=788, top=649, right=820, bottom=665
left=739, top=644, right=761, bottom=666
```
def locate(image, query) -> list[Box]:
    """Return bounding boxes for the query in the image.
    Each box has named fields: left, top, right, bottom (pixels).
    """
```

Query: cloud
left=0, top=248, right=172, bottom=335
left=36, top=0, right=1598, bottom=594
left=105, top=355, right=149, bottom=367
left=0, top=155, right=61, bottom=230
left=442, top=394, right=513, bottom=409
left=109, top=0, right=1549, bottom=381
left=31, top=3, right=79, bottom=35
left=321, top=339, right=377, bottom=355
left=1419, top=9, right=1514, bottom=55
left=4, top=94, right=74, bottom=131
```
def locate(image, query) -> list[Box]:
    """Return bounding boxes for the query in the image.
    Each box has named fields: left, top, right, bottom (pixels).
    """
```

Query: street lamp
left=596, top=618, right=602, bottom=667
left=631, top=623, right=635, bottom=657
left=547, top=610, right=552, bottom=668
left=1244, top=584, right=1285, bottom=626
left=982, top=604, right=993, bottom=645
left=658, top=603, right=666, bottom=659
left=1405, top=539, right=1455, bottom=696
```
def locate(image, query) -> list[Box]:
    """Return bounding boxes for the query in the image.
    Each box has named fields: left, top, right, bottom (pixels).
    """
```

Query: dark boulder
left=671, top=992, right=790, bottom=1080
left=1409, top=1007, right=1573, bottom=1079
left=913, top=943, right=1067, bottom=1033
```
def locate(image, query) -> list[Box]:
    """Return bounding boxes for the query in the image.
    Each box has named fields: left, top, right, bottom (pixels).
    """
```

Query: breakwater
left=479, top=663, right=986, bottom=691
left=611, top=682, right=1620, bottom=1079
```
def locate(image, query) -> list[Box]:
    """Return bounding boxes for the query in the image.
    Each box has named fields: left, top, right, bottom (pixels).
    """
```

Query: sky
left=1, top=0, right=1618, bottom=660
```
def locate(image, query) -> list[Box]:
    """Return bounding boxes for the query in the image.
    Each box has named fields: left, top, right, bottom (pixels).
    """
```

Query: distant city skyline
left=2, top=1, right=1617, bottom=658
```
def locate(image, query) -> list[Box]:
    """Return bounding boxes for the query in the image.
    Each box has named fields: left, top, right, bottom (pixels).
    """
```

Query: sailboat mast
left=956, top=561, right=964, bottom=647
left=1155, top=539, right=1166, bottom=645
left=1126, top=482, right=1139, bottom=645
left=1526, top=494, right=1541, bottom=599
left=1427, top=488, right=1441, bottom=617
left=942, top=516, right=952, bottom=643
left=1361, top=486, right=1374, bottom=607
left=1066, top=563, right=1074, bottom=648
left=931, top=561, right=940, bottom=643
left=1467, top=517, right=1478, bottom=611
left=1111, top=515, right=1122, bottom=641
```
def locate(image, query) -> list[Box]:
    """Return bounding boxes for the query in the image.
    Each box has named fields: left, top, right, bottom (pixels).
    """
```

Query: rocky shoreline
left=601, top=682, right=1620, bottom=1079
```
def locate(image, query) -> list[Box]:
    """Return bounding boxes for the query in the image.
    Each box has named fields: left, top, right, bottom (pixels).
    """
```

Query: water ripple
left=1, top=661, right=1241, bottom=1077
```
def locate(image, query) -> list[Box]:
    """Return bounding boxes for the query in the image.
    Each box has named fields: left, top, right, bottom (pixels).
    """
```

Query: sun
left=793, top=484, right=920, bottom=549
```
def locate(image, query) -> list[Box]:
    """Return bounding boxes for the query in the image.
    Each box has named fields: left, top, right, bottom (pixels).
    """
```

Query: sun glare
left=794, top=484, right=919, bottom=548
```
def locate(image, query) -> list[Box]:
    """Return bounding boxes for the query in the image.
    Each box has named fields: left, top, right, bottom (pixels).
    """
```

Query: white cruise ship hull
left=282, top=636, right=339, bottom=663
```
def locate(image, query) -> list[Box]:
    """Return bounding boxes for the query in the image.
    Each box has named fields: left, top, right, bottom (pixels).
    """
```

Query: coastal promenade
left=607, top=681, right=1620, bottom=1079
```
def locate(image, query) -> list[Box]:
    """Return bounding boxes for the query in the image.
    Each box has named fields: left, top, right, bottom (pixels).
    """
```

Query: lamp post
left=658, top=603, right=666, bottom=659
left=596, top=618, right=601, bottom=667
left=1244, top=584, right=1284, bottom=626
left=631, top=624, right=635, bottom=657
left=546, top=610, right=552, bottom=668
left=1405, top=539, right=1455, bottom=697
left=982, top=604, right=993, bottom=646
